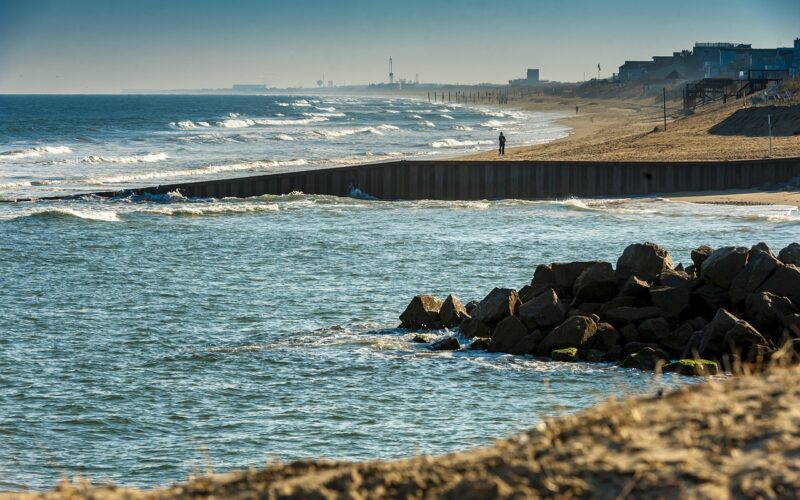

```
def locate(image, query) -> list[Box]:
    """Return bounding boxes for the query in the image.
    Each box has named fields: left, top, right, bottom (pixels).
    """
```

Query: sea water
left=1, top=96, right=799, bottom=490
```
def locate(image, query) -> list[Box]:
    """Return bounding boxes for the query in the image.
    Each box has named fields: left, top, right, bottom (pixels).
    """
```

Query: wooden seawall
left=81, top=158, right=800, bottom=201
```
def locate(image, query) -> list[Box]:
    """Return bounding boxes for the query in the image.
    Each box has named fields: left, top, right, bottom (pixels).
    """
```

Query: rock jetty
left=400, top=242, right=800, bottom=374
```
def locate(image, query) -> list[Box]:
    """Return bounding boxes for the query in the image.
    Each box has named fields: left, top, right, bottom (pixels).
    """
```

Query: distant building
left=509, top=68, right=542, bottom=85
left=231, top=84, right=268, bottom=92
left=618, top=39, right=800, bottom=83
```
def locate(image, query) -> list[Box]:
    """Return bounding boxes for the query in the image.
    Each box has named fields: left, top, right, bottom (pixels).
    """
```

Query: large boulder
left=508, top=331, right=543, bottom=355
left=729, top=250, right=781, bottom=305
left=471, top=288, right=520, bottom=326
left=458, top=317, right=491, bottom=339
left=529, top=264, right=556, bottom=297
left=620, top=346, right=669, bottom=371
left=619, top=276, right=651, bottom=299
left=536, top=315, right=597, bottom=355
left=650, top=285, right=691, bottom=317
left=616, top=242, right=674, bottom=283
left=700, top=246, right=748, bottom=289
left=430, top=336, right=460, bottom=351
left=637, top=317, right=671, bottom=344
left=656, top=269, right=694, bottom=288
left=400, top=295, right=443, bottom=329
left=469, top=338, right=491, bottom=350
left=551, top=347, right=578, bottom=362
left=691, top=245, right=714, bottom=270
left=439, top=294, right=468, bottom=327
left=487, top=315, right=528, bottom=353
left=572, top=262, right=619, bottom=304
left=663, top=359, right=720, bottom=376
left=518, top=288, right=567, bottom=330
left=551, top=261, right=604, bottom=298
left=603, top=306, right=662, bottom=325
left=623, top=342, right=661, bottom=357
left=586, top=322, right=621, bottom=352
left=745, top=291, right=798, bottom=330
left=757, top=264, right=800, bottom=305
left=691, top=283, right=730, bottom=315
left=778, top=243, right=800, bottom=266
left=699, top=308, right=769, bottom=356
left=658, top=323, right=696, bottom=356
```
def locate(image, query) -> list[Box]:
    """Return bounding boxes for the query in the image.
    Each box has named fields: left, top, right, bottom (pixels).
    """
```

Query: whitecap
left=440, top=114, right=455, bottom=120
left=78, top=153, right=169, bottom=164
left=273, top=134, right=295, bottom=141
left=430, top=139, right=492, bottom=148
left=0, top=146, right=73, bottom=160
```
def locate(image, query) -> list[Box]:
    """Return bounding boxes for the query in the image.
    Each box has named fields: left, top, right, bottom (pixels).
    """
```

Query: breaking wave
left=169, top=121, right=211, bottom=129
left=78, top=153, right=169, bottom=164
left=430, top=139, right=493, bottom=148
left=218, top=116, right=328, bottom=128
left=0, top=146, right=72, bottom=160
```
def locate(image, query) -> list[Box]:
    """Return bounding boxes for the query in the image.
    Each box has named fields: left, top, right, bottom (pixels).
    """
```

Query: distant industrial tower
left=389, top=57, right=394, bottom=85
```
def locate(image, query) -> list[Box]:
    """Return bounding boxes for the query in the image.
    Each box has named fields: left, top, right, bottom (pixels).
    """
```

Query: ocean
left=1, top=95, right=799, bottom=490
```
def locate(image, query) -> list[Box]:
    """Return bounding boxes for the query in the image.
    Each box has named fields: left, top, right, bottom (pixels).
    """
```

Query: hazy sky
left=1, top=0, right=798, bottom=93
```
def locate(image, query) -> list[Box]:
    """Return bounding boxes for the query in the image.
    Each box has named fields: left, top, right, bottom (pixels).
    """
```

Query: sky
left=0, top=0, right=798, bottom=93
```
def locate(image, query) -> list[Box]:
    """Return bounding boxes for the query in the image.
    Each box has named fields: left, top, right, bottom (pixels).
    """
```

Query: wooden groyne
left=66, top=158, right=800, bottom=201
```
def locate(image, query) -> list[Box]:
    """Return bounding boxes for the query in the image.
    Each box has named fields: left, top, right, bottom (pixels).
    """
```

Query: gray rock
left=729, top=250, right=781, bottom=305
left=586, top=322, right=621, bottom=351
left=599, top=295, right=647, bottom=316
left=637, top=317, right=671, bottom=343
left=620, top=324, right=639, bottom=343
left=650, top=285, right=691, bottom=317
left=411, top=334, right=429, bottom=343
left=439, top=294, right=469, bottom=327
left=658, top=323, right=695, bottom=356
left=778, top=243, right=800, bottom=266
left=604, top=306, right=662, bottom=325
left=656, top=269, right=693, bottom=288
left=699, top=308, right=769, bottom=356
left=458, top=317, right=491, bottom=339
left=572, top=262, right=619, bottom=304
left=536, top=315, right=598, bottom=354
left=471, top=288, right=520, bottom=326
left=400, top=295, right=443, bottom=329
left=552, top=261, right=604, bottom=298
left=509, top=331, right=543, bottom=355
left=529, top=264, right=557, bottom=297
left=663, top=359, right=720, bottom=376
left=487, top=315, right=528, bottom=353
left=758, top=264, right=800, bottom=305
left=745, top=291, right=798, bottom=329
left=619, top=276, right=651, bottom=299
left=465, top=300, right=479, bottom=315
left=604, top=345, right=623, bottom=361
left=691, top=245, right=714, bottom=269
left=518, top=288, right=566, bottom=330
left=551, top=347, right=579, bottom=362
left=620, top=346, right=670, bottom=371
left=691, top=283, right=730, bottom=314
left=616, top=242, right=674, bottom=282
left=623, top=341, right=661, bottom=357
left=700, top=246, right=749, bottom=289
left=580, top=348, right=606, bottom=362
left=430, top=337, right=460, bottom=351
left=469, top=338, right=491, bottom=350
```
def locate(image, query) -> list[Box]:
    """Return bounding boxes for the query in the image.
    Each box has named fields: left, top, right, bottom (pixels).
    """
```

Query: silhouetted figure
left=498, top=132, right=506, bottom=155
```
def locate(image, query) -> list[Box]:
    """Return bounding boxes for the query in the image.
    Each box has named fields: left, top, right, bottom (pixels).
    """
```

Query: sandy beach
left=456, top=84, right=800, bottom=207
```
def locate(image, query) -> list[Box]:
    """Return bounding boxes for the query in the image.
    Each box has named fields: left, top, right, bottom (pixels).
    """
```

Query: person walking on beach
left=498, top=132, right=506, bottom=155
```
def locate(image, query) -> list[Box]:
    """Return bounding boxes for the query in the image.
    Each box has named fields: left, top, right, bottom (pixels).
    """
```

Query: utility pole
left=663, top=88, right=667, bottom=131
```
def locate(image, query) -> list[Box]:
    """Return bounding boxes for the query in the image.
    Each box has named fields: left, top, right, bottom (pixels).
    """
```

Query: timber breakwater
left=51, top=157, right=800, bottom=201
left=400, top=241, right=800, bottom=374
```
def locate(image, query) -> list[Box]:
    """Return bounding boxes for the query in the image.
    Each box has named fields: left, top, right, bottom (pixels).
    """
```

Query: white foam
left=377, top=124, right=400, bottom=131
left=312, top=127, right=385, bottom=138
left=315, top=106, right=336, bottom=112
left=440, top=114, right=455, bottom=120
left=217, top=116, right=328, bottom=128
left=421, top=121, right=435, bottom=128
left=453, top=125, right=473, bottom=131
left=0, top=146, right=73, bottom=160
left=273, top=134, right=295, bottom=141
left=84, top=159, right=308, bottom=185
left=385, top=109, right=400, bottom=114
left=302, top=111, right=346, bottom=118
left=481, top=119, right=516, bottom=128
left=169, top=120, right=210, bottom=129
left=142, top=202, right=280, bottom=216
left=430, top=139, right=492, bottom=148
left=78, top=152, right=169, bottom=164
left=292, top=99, right=312, bottom=107
left=29, top=207, right=120, bottom=222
